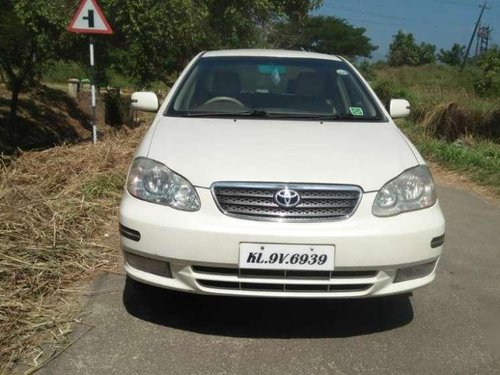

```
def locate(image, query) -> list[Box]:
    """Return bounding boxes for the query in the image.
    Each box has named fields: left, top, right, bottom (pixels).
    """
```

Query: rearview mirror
left=131, top=92, right=159, bottom=112
left=389, top=99, right=411, bottom=119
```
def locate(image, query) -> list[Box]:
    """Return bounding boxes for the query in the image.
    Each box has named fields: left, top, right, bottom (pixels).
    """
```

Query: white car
left=120, top=49, right=445, bottom=298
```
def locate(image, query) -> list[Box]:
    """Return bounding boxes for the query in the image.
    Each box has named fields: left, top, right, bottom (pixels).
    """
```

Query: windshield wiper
left=242, top=112, right=376, bottom=121
left=182, top=110, right=381, bottom=121
left=315, top=113, right=359, bottom=121
left=184, top=109, right=268, bottom=117
left=294, top=113, right=382, bottom=121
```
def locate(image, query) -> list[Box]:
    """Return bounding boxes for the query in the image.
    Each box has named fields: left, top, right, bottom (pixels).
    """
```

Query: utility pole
left=478, top=25, right=492, bottom=55
left=462, top=1, right=490, bottom=69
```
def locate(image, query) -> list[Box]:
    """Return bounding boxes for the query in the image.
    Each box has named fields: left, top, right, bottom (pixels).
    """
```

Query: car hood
left=147, top=117, right=418, bottom=191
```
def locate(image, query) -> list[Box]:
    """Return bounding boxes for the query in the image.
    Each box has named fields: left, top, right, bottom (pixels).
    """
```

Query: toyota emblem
left=274, top=188, right=301, bottom=208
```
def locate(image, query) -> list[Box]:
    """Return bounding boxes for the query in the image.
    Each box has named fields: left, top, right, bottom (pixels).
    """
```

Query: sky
left=315, top=0, right=500, bottom=60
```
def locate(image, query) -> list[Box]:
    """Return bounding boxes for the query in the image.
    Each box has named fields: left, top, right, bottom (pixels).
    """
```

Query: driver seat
left=212, top=71, right=241, bottom=97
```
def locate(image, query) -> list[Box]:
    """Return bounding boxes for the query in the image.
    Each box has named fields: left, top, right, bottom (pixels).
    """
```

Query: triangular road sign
left=67, top=0, right=113, bottom=35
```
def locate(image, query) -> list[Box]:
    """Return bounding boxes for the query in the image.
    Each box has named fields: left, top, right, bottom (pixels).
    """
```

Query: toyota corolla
left=120, top=49, right=445, bottom=298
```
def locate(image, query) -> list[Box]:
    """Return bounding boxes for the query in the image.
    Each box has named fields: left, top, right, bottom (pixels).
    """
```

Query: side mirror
left=131, top=92, right=159, bottom=112
left=389, top=99, right=411, bottom=119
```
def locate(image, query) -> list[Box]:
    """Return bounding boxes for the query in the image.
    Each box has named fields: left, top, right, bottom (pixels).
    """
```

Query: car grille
left=211, top=183, right=362, bottom=222
left=192, top=265, right=376, bottom=294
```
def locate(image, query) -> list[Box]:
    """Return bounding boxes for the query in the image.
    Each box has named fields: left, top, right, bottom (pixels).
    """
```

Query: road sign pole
left=89, top=36, right=97, bottom=144
left=67, top=0, right=113, bottom=145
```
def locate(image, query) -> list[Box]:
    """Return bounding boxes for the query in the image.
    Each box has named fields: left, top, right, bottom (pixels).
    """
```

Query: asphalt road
left=37, top=185, right=500, bottom=375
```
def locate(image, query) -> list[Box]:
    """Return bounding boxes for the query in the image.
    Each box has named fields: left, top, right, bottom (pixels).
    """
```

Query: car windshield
left=166, top=56, right=384, bottom=121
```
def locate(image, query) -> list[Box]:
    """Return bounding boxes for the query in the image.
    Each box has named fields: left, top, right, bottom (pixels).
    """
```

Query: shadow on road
left=122, top=277, right=413, bottom=338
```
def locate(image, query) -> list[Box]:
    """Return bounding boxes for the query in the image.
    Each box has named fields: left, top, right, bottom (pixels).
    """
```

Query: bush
left=103, top=89, right=129, bottom=127
left=371, top=79, right=411, bottom=107
left=356, top=60, right=376, bottom=81
left=473, top=48, right=500, bottom=97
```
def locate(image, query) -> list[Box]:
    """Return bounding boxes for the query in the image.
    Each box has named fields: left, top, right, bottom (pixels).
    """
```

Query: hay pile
left=419, top=102, right=500, bottom=141
left=0, top=125, right=146, bottom=372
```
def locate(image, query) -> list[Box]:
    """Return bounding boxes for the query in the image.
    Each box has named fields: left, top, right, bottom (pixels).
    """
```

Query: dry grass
left=0, top=125, right=146, bottom=373
left=373, top=64, right=500, bottom=141
left=428, top=161, right=499, bottom=207
left=419, top=102, right=500, bottom=141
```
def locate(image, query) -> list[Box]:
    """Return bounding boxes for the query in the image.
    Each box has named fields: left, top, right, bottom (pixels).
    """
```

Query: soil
left=0, top=83, right=130, bottom=155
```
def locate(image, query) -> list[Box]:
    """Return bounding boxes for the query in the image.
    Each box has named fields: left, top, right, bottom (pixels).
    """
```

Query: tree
left=418, top=42, right=436, bottom=64
left=0, top=0, right=325, bottom=110
left=438, top=43, right=465, bottom=66
left=387, top=31, right=420, bottom=66
left=281, top=0, right=323, bottom=25
left=202, top=0, right=322, bottom=48
left=271, top=15, right=377, bottom=58
left=103, top=0, right=209, bottom=88
left=473, top=47, right=500, bottom=96
left=387, top=30, right=436, bottom=66
left=105, top=0, right=323, bottom=87
left=0, top=0, right=68, bottom=128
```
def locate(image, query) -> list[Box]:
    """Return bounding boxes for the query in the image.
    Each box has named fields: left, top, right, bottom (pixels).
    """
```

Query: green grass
left=43, top=60, right=136, bottom=88
left=399, top=120, right=500, bottom=195
left=372, top=65, right=499, bottom=195
left=81, top=173, right=125, bottom=198
left=42, top=60, right=168, bottom=91
left=42, top=61, right=88, bottom=83
left=373, top=64, right=500, bottom=118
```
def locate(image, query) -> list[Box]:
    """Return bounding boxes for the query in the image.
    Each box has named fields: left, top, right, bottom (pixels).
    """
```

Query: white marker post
left=67, top=0, right=113, bottom=144
left=89, top=36, right=97, bottom=144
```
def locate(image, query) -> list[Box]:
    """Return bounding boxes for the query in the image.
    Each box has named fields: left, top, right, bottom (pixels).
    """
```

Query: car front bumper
left=119, top=188, right=445, bottom=298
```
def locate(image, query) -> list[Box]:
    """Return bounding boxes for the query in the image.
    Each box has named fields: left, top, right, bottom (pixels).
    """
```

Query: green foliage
left=372, top=63, right=500, bottom=138
left=473, top=47, right=500, bottom=97
left=271, top=15, right=377, bottom=58
left=281, top=0, right=324, bottom=24
left=438, top=43, right=465, bottom=66
left=203, top=0, right=322, bottom=48
left=418, top=42, right=436, bottom=65
left=0, top=0, right=69, bottom=123
left=1, top=0, right=323, bottom=100
left=356, top=60, right=376, bottom=81
left=371, top=79, right=411, bottom=107
left=387, top=30, right=436, bottom=67
left=104, top=0, right=323, bottom=87
left=104, top=0, right=209, bottom=87
left=42, top=61, right=87, bottom=83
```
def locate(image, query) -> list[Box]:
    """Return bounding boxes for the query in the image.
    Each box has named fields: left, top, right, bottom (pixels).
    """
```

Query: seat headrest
left=296, top=72, right=326, bottom=96
left=212, top=71, right=241, bottom=97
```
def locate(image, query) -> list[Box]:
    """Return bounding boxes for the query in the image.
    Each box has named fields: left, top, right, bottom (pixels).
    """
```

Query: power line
left=337, top=16, right=473, bottom=31
left=433, top=0, right=479, bottom=7
left=321, top=2, right=474, bottom=28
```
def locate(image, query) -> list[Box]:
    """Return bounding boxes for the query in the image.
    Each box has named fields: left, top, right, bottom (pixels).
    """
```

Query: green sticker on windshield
left=349, top=107, right=364, bottom=116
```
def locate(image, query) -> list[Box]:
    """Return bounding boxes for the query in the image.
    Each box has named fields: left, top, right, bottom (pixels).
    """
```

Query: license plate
left=239, top=243, right=335, bottom=271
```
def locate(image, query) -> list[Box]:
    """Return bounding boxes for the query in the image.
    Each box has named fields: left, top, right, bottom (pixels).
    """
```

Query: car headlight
left=126, top=157, right=200, bottom=211
left=373, top=165, right=437, bottom=217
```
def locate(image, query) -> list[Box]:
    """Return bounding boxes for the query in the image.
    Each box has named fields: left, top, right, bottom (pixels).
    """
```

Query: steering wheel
left=203, top=96, right=245, bottom=107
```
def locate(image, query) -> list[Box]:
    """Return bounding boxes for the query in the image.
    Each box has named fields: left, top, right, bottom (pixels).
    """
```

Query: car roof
left=202, top=49, right=342, bottom=61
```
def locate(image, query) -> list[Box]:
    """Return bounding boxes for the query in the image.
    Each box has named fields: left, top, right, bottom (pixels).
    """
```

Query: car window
left=167, top=56, right=384, bottom=121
